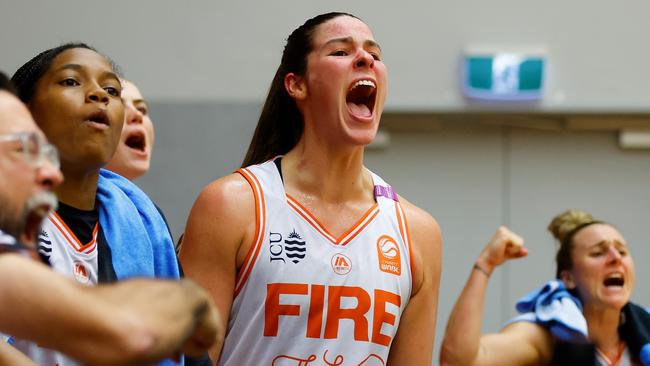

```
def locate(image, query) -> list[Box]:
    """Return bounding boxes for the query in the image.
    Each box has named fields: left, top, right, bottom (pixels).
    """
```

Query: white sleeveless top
left=218, top=160, right=414, bottom=366
left=7, top=213, right=98, bottom=366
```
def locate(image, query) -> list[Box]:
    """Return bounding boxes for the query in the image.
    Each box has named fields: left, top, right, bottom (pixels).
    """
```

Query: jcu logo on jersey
left=269, top=229, right=307, bottom=264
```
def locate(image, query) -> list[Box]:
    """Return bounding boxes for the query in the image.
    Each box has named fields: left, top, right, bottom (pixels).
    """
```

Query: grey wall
left=370, top=124, right=650, bottom=362
left=138, top=102, right=260, bottom=238
left=2, top=0, right=650, bottom=110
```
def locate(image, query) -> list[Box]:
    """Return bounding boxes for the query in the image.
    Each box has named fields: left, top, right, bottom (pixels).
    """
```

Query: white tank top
left=219, top=159, right=414, bottom=366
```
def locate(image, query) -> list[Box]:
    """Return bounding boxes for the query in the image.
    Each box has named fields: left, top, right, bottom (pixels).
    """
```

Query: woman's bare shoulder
left=192, top=173, right=254, bottom=217
left=398, top=195, right=441, bottom=248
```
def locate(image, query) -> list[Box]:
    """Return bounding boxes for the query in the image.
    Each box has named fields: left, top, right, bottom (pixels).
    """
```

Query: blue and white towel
left=509, top=280, right=588, bottom=343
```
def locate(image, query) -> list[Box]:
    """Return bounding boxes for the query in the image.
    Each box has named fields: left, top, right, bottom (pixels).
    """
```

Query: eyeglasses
left=0, top=132, right=60, bottom=169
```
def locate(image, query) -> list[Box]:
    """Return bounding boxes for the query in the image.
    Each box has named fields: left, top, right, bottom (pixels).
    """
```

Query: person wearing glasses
left=0, top=71, right=220, bottom=366
left=0, top=72, right=62, bottom=254
left=0, top=123, right=60, bottom=251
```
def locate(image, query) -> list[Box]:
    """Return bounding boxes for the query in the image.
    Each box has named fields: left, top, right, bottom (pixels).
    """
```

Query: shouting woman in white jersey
left=179, top=12, right=442, bottom=365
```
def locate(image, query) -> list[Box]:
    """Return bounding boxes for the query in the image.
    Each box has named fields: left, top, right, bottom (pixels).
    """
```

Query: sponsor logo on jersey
left=331, top=253, right=352, bottom=275
left=73, top=261, right=90, bottom=284
left=269, top=229, right=307, bottom=264
left=376, top=235, right=401, bottom=275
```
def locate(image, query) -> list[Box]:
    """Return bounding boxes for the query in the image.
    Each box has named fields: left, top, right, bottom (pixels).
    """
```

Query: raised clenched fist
left=476, top=226, right=528, bottom=275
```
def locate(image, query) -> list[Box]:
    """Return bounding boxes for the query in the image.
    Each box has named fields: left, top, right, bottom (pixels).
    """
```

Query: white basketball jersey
left=9, top=212, right=99, bottom=366
left=219, top=160, right=414, bottom=366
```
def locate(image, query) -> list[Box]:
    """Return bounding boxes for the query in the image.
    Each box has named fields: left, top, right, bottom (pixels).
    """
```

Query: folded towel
left=97, top=169, right=180, bottom=280
left=511, top=280, right=588, bottom=343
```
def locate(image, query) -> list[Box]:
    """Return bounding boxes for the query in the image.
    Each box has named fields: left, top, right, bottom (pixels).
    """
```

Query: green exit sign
left=463, top=54, right=545, bottom=101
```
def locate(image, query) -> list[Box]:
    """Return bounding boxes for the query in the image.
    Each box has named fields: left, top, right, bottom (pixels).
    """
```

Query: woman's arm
left=178, top=173, right=256, bottom=361
left=386, top=199, right=442, bottom=365
left=439, top=226, right=552, bottom=366
left=0, top=254, right=219, bottom=366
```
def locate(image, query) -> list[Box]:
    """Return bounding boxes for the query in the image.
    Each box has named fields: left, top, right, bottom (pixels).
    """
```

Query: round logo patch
left=331, top=253, right=352, bottom=275
left=73, top=261, right=90, bottom=284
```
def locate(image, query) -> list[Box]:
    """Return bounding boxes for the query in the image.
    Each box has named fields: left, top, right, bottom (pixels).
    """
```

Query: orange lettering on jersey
left=324, top=286, right=371, bottom=341
left=372, top=289, right=401, bottom=346
left=376, top=235, right=401, bottom=275
left=264, top=283, right=308, bottom=336
left=264, top=283, right=400, bottom=346
left=306, top=284, right=325, bottom=338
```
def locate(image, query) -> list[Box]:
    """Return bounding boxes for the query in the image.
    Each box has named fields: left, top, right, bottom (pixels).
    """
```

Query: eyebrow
left=589, top=240, right=627, bottom=250
left=56, top=64, right=82, bottom=71
left=323, top=37, right=382, bottom=51
left=54, top=64, right=121, bottom=83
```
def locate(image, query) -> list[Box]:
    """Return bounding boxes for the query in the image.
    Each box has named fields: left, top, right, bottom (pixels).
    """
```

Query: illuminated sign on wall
left=462, top=52, right=545, bottom=101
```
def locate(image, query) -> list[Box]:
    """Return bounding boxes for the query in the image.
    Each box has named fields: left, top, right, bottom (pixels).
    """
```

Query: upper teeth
left=608, top=273, right=623, bottom=279
left=352, top=80, right=375, bottom=89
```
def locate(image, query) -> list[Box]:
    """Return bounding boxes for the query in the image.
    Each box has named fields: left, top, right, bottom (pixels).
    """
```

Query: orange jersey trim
left=339, top=207, right=380, bottom=246
left=395, top=202, right=415, bottom=288
left=286, top=194, right=379, bottom=246
left=234, top=168, right=266, bottom=298
left=49, top=212, right=98, bottom=254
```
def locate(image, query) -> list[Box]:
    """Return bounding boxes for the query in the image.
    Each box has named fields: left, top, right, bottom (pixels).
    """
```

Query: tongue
left=347, top=102, right=371, bottom=118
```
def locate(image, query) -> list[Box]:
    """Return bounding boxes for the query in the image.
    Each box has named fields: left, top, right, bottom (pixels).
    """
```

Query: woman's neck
left=283, top=138, right=371, bottom=203
left=55, top=167, right=100, bottom=210
left=584, top=305, right=623, bottom=361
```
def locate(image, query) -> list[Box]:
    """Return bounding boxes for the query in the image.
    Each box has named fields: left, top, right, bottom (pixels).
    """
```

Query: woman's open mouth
left=84, top=110, right=110, bottom=130
left=603, top=272, right=625, bottom=288
left=124, top=129, right=147, bottom=154
left=346, top=79, right=377, bottom=119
